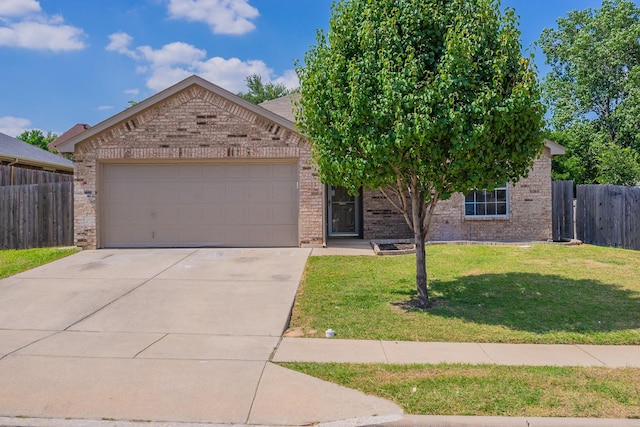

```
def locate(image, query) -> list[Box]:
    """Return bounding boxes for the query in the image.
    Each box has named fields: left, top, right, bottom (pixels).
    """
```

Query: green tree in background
left=539, top=0, right=640, bottom=185
left=237, top=74, right=295, bottom=104
left=297, top=0, right=545, bottom=307
left=16, top=130, right=58, bottom=153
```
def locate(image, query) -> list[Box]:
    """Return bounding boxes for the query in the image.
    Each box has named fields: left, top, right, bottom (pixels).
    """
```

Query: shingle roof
left=259, top=93, right=300, bottom=123
left=0, top=132, right=74, bottom=172
left=49, top=123, right=90, bottom=151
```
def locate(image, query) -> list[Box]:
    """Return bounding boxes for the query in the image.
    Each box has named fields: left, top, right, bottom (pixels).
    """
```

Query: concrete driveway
left=0, top=248, right=400, bottom=426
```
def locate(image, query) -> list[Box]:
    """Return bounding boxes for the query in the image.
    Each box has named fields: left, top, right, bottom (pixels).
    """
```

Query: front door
left=328, top=185, right=360, bottom=237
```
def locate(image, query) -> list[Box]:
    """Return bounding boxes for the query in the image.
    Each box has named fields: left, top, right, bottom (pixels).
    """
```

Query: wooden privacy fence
left=552, top=180, right=574, bottom=241
left=0, top=182, right=74, bottom=249
left=576, top=184, right=640, bottom=251
left=0, top=164, right=73, bottom=186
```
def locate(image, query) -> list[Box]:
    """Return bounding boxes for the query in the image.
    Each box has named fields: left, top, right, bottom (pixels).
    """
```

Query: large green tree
left=16, top=130, right=58, bottom=153
left=237, top=74, right=295, bottom=104
left=539, top=0, right=640, bottom=185
left=296, top=0, right=545, bottom=307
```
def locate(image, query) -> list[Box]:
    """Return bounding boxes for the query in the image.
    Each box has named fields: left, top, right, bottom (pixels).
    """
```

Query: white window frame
left=464, top=184, right=509, bottom=218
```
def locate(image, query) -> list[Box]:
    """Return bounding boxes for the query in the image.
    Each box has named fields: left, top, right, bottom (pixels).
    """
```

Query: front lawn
left=0, top=247, right=79, bottom=279
left=283, top=363, right=640, bottom=419
left=289, top=244, right=640, bottom=344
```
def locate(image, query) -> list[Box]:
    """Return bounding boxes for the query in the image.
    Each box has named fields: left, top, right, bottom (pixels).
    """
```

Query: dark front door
left=328, top=185, right=360, bottom=237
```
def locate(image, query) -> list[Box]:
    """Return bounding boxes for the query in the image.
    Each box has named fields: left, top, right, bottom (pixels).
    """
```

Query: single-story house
left=0, top=132, right=74, bottom=185
left=57, top=75, right=564, bottom=249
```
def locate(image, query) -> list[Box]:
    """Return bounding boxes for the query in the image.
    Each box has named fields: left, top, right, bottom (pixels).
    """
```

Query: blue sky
left=0, top=0, right=636, bottom=138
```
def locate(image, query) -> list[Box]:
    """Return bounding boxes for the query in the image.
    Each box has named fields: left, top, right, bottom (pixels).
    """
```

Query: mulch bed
left=378, top=243, right=415, bottom=251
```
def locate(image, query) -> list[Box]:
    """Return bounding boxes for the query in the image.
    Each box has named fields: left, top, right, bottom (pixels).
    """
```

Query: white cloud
left=0, top=2, right=86, bottom=52
left=97, top=106, right=114, bottom=111
left=193, top=57, right=271, bottom=93
left=146, top=66, right=193, bottom=91
left=167, top=0, right=259, bottom=35
left=0, top=116, right=32, bottom=137
left=0, top=0, right=41, bottom=17
left=106, top=32, right=137, bottom=58
left=109, top=34, right=296, bottom=94
left=124, top=88, right=140, bottom=96
left=138, top=42, right=206, bottom=66
left=272, top=69, right=299, bottom=90
left=0, top=20, right=86, bottom=51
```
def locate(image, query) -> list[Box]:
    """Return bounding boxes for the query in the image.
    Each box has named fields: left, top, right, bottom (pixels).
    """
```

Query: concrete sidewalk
left=273, top=338, right=640, bottom=367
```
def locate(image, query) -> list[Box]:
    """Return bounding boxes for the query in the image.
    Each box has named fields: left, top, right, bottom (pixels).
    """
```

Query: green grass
left=0, top=247, right=79, bottom=279
left=289, top=244, right=640, bottom=344
left=282, top=363, right=640, bottom=419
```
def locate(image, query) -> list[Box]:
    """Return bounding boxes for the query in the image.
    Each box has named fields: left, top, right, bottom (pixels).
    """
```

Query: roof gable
left=57, top=75, right=299, bottom=153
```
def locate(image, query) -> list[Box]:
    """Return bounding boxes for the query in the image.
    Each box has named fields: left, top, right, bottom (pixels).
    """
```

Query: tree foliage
left=237, top=74, right=295, bottom=104
left=16, top=129, right=58, bottom=153
left=297, top=0, right=545, bottom=307
left=539, top=0, right=640, bottom=185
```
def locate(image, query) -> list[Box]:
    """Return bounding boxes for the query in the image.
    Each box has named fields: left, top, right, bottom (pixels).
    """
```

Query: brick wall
left=72, top=84, right=324, bottom=249
left=363, top=147, right=554, bottom=242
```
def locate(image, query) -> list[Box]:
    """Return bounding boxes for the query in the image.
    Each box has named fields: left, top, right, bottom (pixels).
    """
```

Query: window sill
left=464, top=215, right=510, bottom=221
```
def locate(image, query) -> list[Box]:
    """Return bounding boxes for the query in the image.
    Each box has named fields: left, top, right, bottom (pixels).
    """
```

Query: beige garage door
left=101, top=162, right=298, bottom=248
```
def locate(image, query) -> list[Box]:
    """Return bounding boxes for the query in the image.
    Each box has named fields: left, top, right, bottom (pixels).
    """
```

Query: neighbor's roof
left=49, top=123, right=90, bottom=151
left=0, top=132, right=74, bottom=172
left=56, top=75, right=301, bottom=153
left=259, top=93, right=301, bottom=123
left=544, top=139, right=566, bottom=156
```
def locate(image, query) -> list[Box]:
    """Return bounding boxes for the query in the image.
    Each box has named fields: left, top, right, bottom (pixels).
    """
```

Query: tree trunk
left=414, top=230, right=430, bottom=308
left=410, top=179, right=430, bottom=308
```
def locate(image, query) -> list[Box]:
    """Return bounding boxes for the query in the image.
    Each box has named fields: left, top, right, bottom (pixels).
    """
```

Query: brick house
left=57, top=75, right=563, bottom=249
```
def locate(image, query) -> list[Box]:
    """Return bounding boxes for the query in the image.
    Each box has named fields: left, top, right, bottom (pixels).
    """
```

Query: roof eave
left=0, top=154, right=73, bottom=173
left=544, top=139, right=566, bottom=156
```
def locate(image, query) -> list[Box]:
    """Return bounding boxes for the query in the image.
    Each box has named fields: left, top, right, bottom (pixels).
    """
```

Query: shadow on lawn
left=419, top=273, right=640, bottom=334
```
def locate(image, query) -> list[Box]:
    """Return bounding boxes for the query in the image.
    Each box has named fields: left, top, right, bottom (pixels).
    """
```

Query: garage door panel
left=272, top=183, right=297, bottom=203
left=249, top=164, right=273, bottom=179
left=248, top=205, right=273, bottom=224
left=177, top=186, right=203, bottom=203
left=223, top=226, right=250, bottom=244
left=201, top=205, right=225, bottom=225
left=104, top=184, right=130, bottom=204
left=272, top=163, right=297, bottom=178
left=249, top=183, right=273, bottom=202
left=202, top=183, right=225, bottom=200
left=107, top=227, right=155, bottom=247
left=147, top=205, right=180, bottom=226
left=102, top=162, right=298, bottom=248
left=226, top=164, right=248, bottom=179
left=271, top=205, right=298, bottom=223
left=105, top=204, right=147, bottom=226
left=225, top=182, right=249, bottom=202
left=157, top=183, right=180, bottom=201
left=224, top=205, right=250, bottom=224
left=179, top=226, right=225, bottom=245
left=202, top=164, right=226, bottom=178
left=177, top=205, right=203, bottom=223
left=177, top=164, right=203, bottom=179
